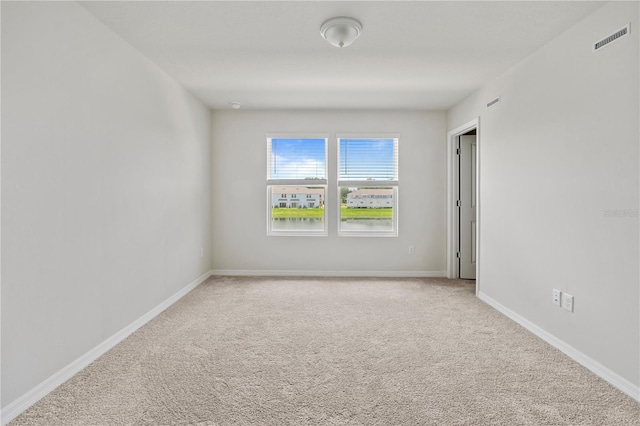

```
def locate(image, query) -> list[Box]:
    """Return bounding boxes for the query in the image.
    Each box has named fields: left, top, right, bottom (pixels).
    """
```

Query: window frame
left=266, top=134, right=328, bottom=237
left=337, top=134, right=399, bottom=237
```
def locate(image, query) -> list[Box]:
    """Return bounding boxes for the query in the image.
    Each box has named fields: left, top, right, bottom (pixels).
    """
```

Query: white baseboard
left=478, top=291, right=640, bottom=403
left=211, top=269, right=447, bottom=278
left=1, top=270, right=214, bottom=426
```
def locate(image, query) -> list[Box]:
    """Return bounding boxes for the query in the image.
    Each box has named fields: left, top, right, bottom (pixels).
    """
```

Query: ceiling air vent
left=594, top=24, right=630, bottom=52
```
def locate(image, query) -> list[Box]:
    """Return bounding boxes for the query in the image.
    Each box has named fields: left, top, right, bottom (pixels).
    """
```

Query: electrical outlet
left=552, top=289, right=562, bottom=307
left=408, top=245, right=415, bottom=255
left=563, top=294, right=574, bottom=312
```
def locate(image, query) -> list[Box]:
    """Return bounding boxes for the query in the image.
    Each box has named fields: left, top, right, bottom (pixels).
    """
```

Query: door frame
left=446, top=117, right=480, bottom=294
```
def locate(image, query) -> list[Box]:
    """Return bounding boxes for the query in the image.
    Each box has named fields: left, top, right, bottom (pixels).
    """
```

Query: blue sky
left=269, top=138, right=326, bottom=180
left=269, top=138, right=396, bottom=181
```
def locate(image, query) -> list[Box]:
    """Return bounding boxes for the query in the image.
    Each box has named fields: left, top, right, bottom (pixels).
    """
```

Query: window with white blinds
left=267, top=136, right=328, bottom=236
left=337, top=136, right=399, bottom=237
left=338, top=137, right=398, bottom=184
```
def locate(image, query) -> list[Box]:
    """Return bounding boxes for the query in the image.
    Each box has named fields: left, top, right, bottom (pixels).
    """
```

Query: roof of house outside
left=272, top=186, right=324, bottom=195
left=348, top=188, right=393, bottom=196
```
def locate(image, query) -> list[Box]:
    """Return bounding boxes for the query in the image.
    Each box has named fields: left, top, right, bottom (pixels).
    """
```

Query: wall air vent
left=486, top=97, right=500, bottom=108
left=594, top=24, right=630, bottom=52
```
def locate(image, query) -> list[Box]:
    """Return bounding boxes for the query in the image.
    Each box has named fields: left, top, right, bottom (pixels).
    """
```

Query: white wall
left=1, top=1, right=212, bottom=409
left=448, top=2, right=639, bottom=389
left=211, top=110, right=446, bottom=275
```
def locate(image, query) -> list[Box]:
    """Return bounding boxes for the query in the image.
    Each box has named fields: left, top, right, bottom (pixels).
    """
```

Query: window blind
left=338, top=138, right=398, bottom=185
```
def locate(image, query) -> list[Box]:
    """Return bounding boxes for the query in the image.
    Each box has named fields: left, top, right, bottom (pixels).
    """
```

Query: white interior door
left=459, top=135, right=477, bottom=279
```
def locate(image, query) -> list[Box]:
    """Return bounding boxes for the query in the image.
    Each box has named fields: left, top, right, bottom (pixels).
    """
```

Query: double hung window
left=337, top=136, right=399, bottom=236
left=266, top=135, right=398, bottom=236
left=266, top=136, right=328, bottom=236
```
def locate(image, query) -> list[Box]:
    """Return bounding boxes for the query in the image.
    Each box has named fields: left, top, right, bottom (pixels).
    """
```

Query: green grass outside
left=272, top=206, right=392, bottom=220
left=271, top=208, right=324, bottom=219
left=340, top=206, right=392, bottom=219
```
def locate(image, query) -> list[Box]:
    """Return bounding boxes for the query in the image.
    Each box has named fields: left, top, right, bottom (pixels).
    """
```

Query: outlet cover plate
left=552, top=289, right=562, bottom=307
left=562, top=293, right=574, bottom=312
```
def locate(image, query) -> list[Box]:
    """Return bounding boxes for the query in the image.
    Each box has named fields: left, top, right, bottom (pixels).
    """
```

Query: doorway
left=458, top=131, right=476, bottom=279
left=447, top=118, right=480, bottom=293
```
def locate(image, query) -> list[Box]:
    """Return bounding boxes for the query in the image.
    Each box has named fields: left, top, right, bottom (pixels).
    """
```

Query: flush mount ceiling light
left=230, top=102, right=241, bottom=109
left=320, top=17, right=362, bottom=48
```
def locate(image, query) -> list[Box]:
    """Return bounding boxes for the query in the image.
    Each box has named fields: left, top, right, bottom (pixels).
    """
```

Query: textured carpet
left=10, top=276, right=640, bottom=425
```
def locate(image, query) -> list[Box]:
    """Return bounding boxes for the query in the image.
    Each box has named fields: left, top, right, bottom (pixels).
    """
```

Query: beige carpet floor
left=10, top=276, right=640, bottom=425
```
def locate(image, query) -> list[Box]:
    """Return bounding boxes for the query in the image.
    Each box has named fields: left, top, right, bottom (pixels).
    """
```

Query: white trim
left=1, top=270, right=214, bottom=426
left=446, top=118, right=480, bottom=295
left=478, top=291, right=640, bottom=403
left=210, top=269, right=446, bottom=278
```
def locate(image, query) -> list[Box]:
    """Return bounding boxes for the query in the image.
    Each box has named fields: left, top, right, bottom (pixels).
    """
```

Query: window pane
left=339, top=138, right=397, bottom=181
left=268, top=138, right=326, bottom=180
left=270, top=186, right=325, bottom=233
left=339, top=186, right=395, bottom=233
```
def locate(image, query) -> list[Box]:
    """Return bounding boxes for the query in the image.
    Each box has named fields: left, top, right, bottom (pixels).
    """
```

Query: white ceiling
left=80, top=1, right=604, bottom=111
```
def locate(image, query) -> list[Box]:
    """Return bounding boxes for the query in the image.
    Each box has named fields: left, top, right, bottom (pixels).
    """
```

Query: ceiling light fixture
left=320, top=17, right=362, bottom=48
left=230, top=102, right=241, bottom=109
